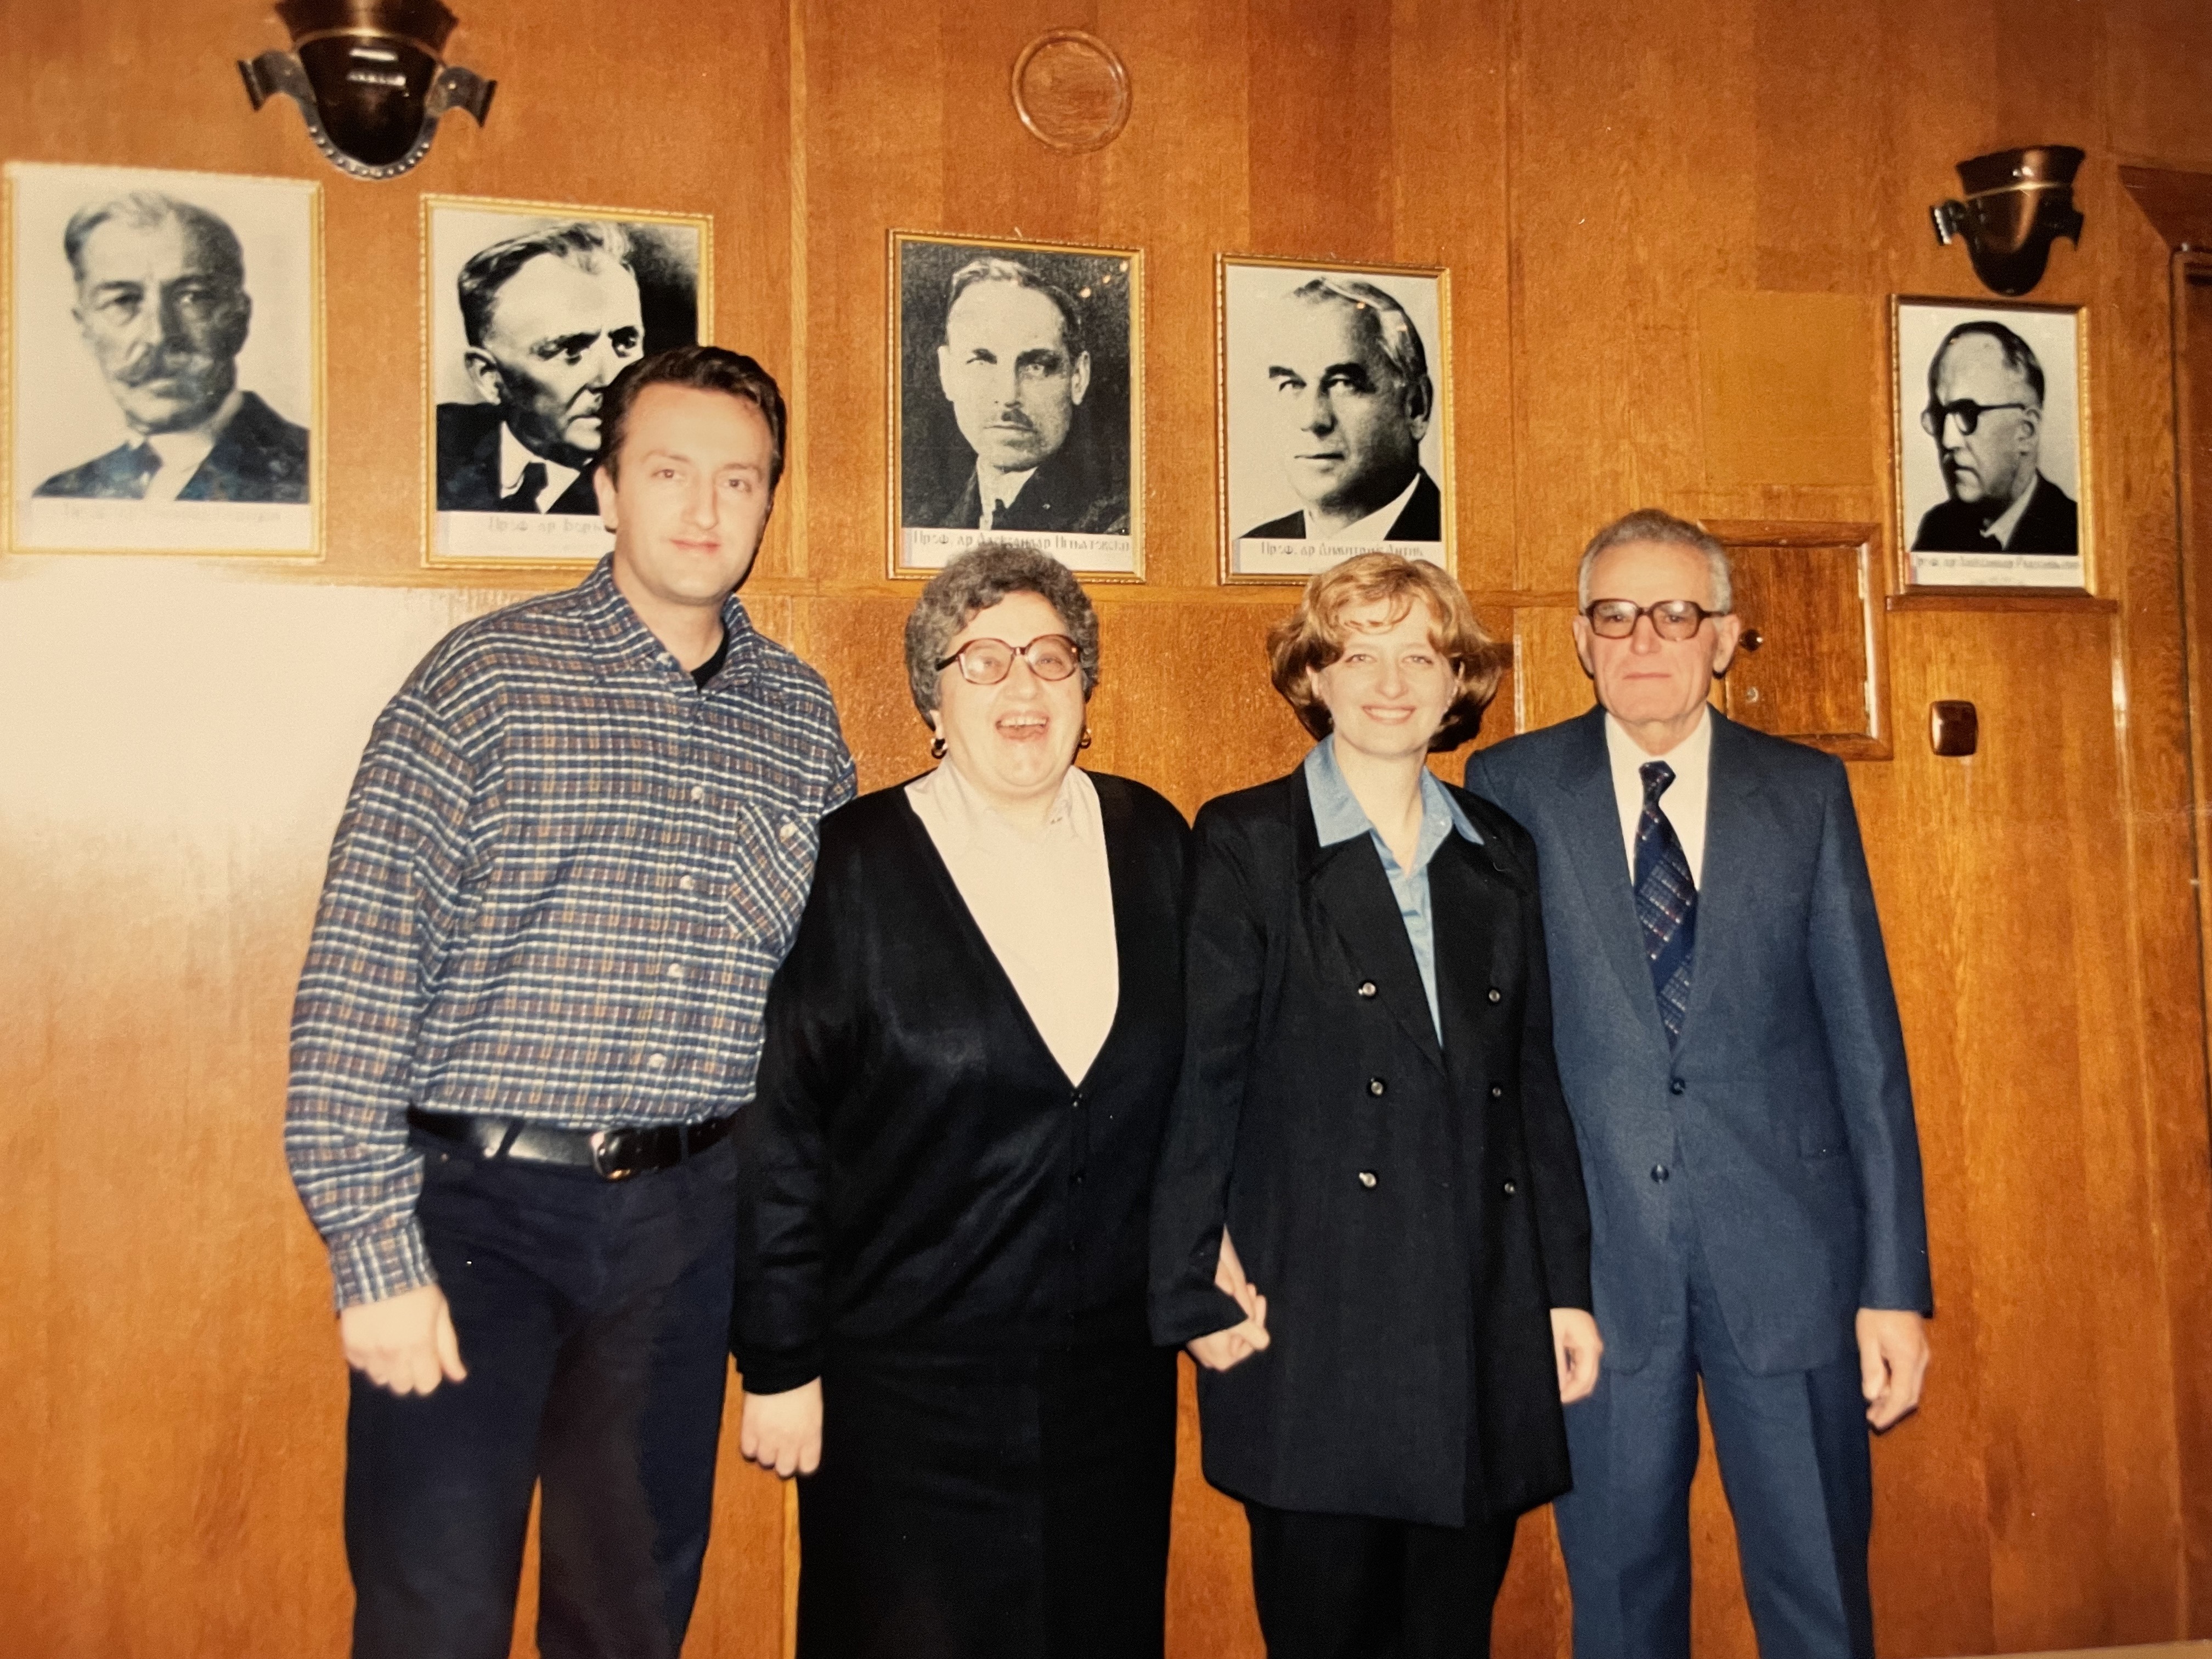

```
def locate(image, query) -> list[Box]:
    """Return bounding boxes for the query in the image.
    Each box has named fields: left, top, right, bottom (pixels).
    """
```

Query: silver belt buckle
left=588, top=1127, right=637, bottom=1181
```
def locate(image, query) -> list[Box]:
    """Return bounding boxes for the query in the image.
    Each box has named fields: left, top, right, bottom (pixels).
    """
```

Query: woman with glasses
left=730, top=542, right=1189, bottom=1659
left=1149, top=552, right=1600, bottom=1658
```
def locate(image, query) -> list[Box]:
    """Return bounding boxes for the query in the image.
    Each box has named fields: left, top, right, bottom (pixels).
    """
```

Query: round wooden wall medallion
left=1011, top=29, right=1131, bottom=153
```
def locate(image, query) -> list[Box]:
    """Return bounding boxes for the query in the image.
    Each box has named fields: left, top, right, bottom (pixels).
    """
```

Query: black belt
left=407, top=1106, right=737, bottom=1181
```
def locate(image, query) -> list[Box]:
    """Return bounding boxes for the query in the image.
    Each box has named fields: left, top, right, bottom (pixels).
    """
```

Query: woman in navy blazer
left=1149, top=554, right=1599, bottom=1659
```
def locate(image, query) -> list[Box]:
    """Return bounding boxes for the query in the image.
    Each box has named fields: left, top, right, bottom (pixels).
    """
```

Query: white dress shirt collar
left=1305, top=469, right=1422, bottom=545
left=1603, top=705, right=1713, bottom=888
left=499, top=422, right=582, bottom=512
left=1985, top=473, right=2041, bottom=548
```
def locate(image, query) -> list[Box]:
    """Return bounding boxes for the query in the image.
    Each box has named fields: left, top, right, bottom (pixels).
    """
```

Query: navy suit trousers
left=344, top=1135, right=738, bottom=1659
left=1553, top=1194, right=1874, bottom=1659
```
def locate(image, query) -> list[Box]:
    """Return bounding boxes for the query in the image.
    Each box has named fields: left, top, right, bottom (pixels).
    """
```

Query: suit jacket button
left=1489, top=1085, right=1504, bottom=1099
left=1357, top=980, right=1378, bottom=998
left=1652, top=1163, right=1669, bottom=1182
left=1669, top=1077, right=1686, bottom=1096
left=1368, top=1077, right=1386, bottom=1096
left=1357, top=1170, right=1379, bottom=1189
left=1487, top=987, right=1503, bottom=1003
left=1502, top=1180, right=1517, bottom=1197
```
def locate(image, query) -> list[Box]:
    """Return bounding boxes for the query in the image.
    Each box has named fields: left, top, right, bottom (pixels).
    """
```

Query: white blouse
left=905, top=760, right=1120, bottom=1085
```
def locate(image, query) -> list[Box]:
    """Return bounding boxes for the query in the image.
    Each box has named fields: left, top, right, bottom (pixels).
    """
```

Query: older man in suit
left=1464, top=509, right=1932, bottom=1659
left=37, top=190, right=308, bottom=504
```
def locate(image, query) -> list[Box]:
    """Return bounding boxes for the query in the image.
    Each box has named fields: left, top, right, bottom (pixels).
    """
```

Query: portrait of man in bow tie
left=427, top=201, right=706, bottom=565
left=33, top=188, right=309, bottom=506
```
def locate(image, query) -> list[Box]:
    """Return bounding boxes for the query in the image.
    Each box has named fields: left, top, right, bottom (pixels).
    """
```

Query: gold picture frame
left=1216, top=252, right=1454, bottom=584
left=4, top=161, right=324, bottom=560
left=888, top=229, right=1144, bottom=582
left=421, top=193, right=713, bottom=571
left=1889, top=294, right=2093, bottom=596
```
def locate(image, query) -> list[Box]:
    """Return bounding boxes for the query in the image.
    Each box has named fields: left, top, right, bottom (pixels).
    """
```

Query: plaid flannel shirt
left=285, top=558, right=855, bottom=1308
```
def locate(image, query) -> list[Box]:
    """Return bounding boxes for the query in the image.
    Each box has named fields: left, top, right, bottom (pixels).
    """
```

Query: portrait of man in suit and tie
left=1467, top=509, right=1932, bottom=1659
left=1221, top=258, right=1450, bottom=579
left=8, top=162, right=319, bottom=553
left=1897, top=298, right=2086, bottom=589
left=893, top=233, right=1139, bottom=577
left=426, top=200, right=707, bottom=566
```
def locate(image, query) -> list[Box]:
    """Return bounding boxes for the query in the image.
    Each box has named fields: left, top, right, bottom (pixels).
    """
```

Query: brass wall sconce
left=240, top=0, right=494, bottom=182
left=1930, top=146, right=2085, bottom=297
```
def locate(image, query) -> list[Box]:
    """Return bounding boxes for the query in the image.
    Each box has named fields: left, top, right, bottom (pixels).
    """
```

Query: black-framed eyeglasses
left=1582, top=599, right=1726, bottom=641
left=936, top=635, right=1082, bottom=685
left=1921, top=399, right=2029, bottom=437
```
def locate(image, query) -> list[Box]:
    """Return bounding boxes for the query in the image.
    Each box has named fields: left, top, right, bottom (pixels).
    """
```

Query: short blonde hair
left=1267, top=554, right=1506, bottom=751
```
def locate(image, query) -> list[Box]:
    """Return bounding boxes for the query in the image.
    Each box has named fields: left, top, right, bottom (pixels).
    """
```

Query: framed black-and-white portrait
left=1892, top=296, right=2090, bottom=592
left=890, top=230, right=1142, bottom=580
left=5, top=161, right=320, bottom=557
left=424, top=195, right=712, bottom=568
left=1219, top=255, right=1453, bottom=583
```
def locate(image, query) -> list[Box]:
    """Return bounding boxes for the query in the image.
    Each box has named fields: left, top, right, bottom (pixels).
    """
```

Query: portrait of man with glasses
left=1909, top=317, right=2079, bottom=556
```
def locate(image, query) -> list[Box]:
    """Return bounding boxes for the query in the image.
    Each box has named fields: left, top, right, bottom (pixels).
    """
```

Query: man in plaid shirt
left=286, top=345, right=854, bottom=1659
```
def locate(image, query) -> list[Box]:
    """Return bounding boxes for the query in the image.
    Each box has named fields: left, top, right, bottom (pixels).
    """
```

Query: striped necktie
left=1634, top=760, right=1697, bottom=1042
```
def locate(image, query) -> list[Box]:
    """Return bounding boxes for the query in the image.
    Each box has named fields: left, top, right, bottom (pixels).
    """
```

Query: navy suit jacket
left=1466, top=708, right=1931, bottom=1376
left=35, top=391, right=309, bottom=503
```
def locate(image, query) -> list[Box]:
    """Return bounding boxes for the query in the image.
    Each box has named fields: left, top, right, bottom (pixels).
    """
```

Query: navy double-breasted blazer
left=1149, top=769, right=1592, bottom=1527
left=1466, top=708, right=1933, bottom=1378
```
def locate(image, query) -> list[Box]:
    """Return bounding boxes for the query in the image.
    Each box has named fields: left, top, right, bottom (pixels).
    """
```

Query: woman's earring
left=1078, top=727, right=1093, bottom=751
left=929, top=735, right=947, bottom=759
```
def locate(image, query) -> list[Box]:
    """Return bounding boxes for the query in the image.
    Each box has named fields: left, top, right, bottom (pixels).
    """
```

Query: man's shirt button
left=646, top=1053, right=668, bottom=1071
left=666, top=963, right=685, bottom=981
left=690, top=784, right=707, bottom=803
left=680, top=874, right=698, bottom=894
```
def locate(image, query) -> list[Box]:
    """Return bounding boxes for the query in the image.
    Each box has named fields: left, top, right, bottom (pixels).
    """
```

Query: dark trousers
left=1243, top=1502, right=1519, bottom=1659
left=1551, top=1203, right=1874, bottom=1659
left=345, top=1136, right=739, bottom=1659
left=798, top=1341, right=1177, bottom=1659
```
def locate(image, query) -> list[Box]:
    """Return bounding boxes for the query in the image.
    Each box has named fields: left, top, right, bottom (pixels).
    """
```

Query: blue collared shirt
left=1302, top=737, right=1483, bottom=1043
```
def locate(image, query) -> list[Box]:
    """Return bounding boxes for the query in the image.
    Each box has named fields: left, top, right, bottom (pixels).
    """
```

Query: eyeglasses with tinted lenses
left=1582, top=600, right=1725, bottom=641
left=936, top=635, right=1083, bottom=685
left=1921, top=399, right=2029, bottom=437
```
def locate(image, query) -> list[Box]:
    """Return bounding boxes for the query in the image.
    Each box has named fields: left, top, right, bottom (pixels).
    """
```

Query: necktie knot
left=1639, top=760, right=1676, bottom=803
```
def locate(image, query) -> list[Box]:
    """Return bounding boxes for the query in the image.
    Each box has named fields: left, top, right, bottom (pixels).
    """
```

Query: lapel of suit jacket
left=1556, top=707, right=1672, bottom=1049
left=1294, top=787, right=1446, bottom=1074
left=1672, top=712, right=1771, bottom=1047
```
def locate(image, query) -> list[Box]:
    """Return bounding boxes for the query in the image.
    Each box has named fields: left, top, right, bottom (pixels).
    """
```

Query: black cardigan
left=732, top=772, right=1190, bottom=1392
left=1148, top=769, right=1592, bottom=1526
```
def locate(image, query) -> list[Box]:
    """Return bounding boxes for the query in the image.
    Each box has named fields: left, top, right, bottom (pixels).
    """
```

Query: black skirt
left=796, top=1339, right=1178, bottom=1659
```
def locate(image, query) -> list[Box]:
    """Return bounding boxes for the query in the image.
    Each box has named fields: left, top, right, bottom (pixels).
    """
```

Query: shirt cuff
left=327, top=1212, right=437, bottom=1311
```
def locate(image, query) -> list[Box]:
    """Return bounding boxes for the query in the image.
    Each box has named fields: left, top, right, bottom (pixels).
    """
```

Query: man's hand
left=1551, top=1307, right=1603, bottom=1404
left=340, top=1283, right=467, bottom=1397
left=1857, top=1307, right=1930, bottom=1431
left=1187, top=1227, right=1272, bottom=1374
left=740, top=1379, right=823, bottom=1479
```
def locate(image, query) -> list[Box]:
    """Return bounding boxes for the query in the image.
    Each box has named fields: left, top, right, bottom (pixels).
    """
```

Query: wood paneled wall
left=5, top=1, right=2211, bottom=1655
